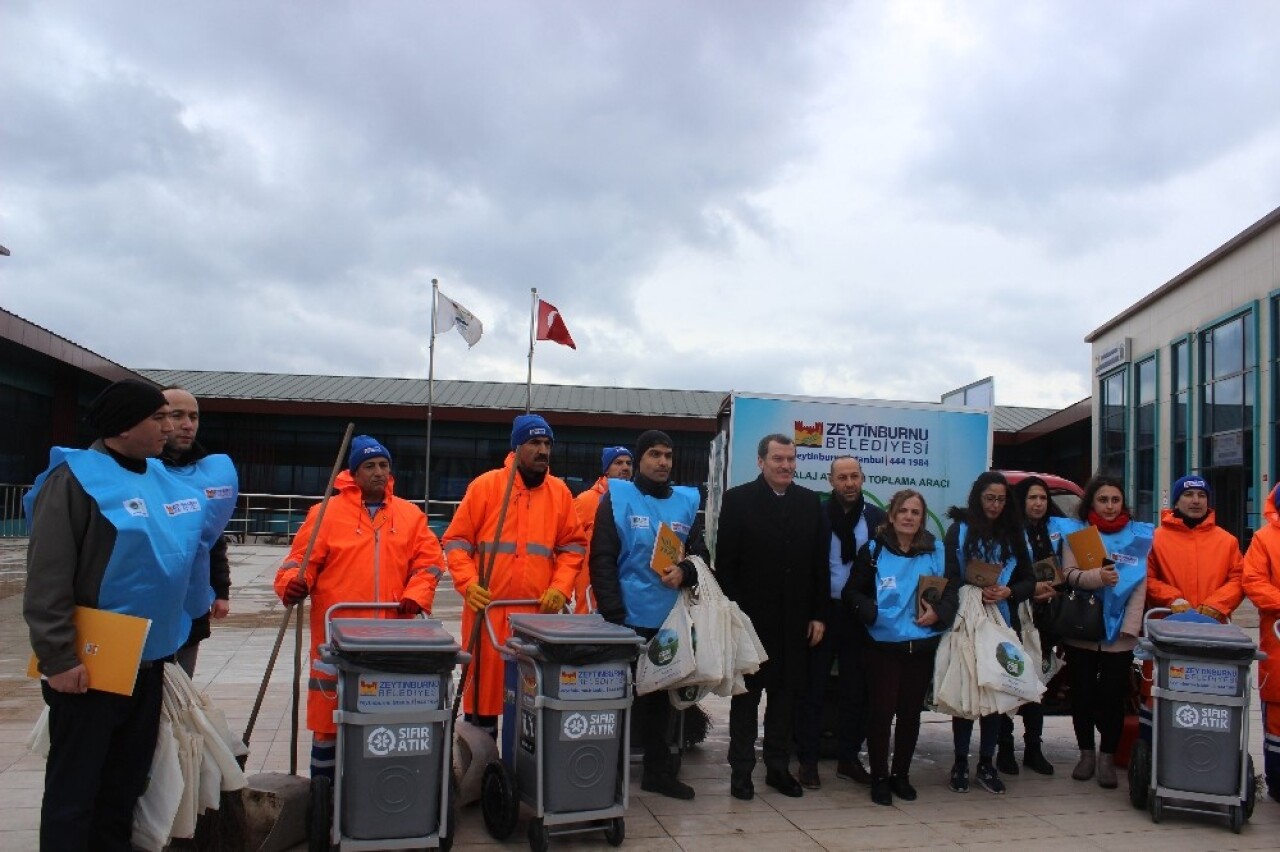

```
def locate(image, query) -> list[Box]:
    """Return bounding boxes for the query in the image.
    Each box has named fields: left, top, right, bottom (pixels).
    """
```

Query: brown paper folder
left=27, top=607, right=151, bottom=696
left=1066, top=526, right=1110, bottom=570
left=916, top=575, right=948, bottom=618
left=1032, top=557, right=1064, bottom=586
left=650, top=522, right=684, bottom=575
left=964, top=560, right=1002, bottom=588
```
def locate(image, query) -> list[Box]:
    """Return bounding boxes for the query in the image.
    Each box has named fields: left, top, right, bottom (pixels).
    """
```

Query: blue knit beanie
left=1171, top=474, right=1211, bottom=506
left=348, top=435, right=391, bottom=473
left=600, top=446, right=632, bottom=473
left=511, top=414, right=554, bottom=449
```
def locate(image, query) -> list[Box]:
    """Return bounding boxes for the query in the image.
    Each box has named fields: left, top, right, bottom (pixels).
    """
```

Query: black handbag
left=1052, top=588, right=1104, bottom=642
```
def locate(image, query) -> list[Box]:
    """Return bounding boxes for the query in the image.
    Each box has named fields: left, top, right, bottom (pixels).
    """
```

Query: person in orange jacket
left=1147, top=475, right=1244, bottom=621
left=1243, top=483, right=1280, bottom=801
left=443, top=414, right=587, bottom=737
left=571, top=446, right=633, bottom=613
left=274, top=435, right=443, bottom=780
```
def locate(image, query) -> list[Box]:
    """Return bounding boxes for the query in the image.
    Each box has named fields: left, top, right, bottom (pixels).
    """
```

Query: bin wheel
left=481, top=761, right=520, bottom=841
left=1127, top=739, right=1151, bottom=810
left=1229, top=804, right=1243, bottom=834
left=1148, top=793, right=1163, bottom=824
left=604, top=816, right=625, bottom=847
left=307, top=776, right=333, bottom=852
left=528, top=816, right=550, bottom=852
left=1245, top=754, right=1257, bottom=820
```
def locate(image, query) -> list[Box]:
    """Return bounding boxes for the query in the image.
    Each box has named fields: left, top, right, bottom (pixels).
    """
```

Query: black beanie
left=635, top=429, right=673, bottom=459
left=87, top=380, right=167, bottom=438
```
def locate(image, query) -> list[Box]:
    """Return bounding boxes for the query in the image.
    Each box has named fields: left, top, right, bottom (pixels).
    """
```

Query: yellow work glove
left=464, top=583, right=493, bottom=613
left=1196, top=604, right=1223, bottom=622
left=538, top=588, right=568, bottom=614
left=1170, top=598, right=1191, bottom=614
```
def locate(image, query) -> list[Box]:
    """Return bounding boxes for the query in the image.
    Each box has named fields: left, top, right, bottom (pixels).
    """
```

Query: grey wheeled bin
left=479, top=603, right=644, bottom=852
left=1131, top=609, right=1265, bottom=833
left=313, top=603, right=468, bottom=851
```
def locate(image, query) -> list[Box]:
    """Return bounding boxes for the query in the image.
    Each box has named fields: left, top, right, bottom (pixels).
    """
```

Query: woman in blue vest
left=942, top=471, right=1035, bottom=795
left=843, top=489, right=955, bottom=806
left=1061, top=473, right=1150, bottom=789
left=997, top=476, right=1082, bottom=776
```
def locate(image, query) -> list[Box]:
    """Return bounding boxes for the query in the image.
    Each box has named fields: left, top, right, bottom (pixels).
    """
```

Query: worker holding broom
left=273, top=435, right=443, bottom=781
left=443, top=414, right=587, bottom=738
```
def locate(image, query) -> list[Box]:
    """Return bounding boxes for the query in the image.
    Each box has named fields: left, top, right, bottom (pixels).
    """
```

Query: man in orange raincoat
left=571, top=446, right=633, bottom=612
left=274, top=435, right=443, bottom=780
left=443, top=414, right=587, bottom=736
left=1243, top=483, right=1280, bottom=801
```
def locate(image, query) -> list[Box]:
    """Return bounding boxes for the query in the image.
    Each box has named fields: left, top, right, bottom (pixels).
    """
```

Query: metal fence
left=0, top=484, right=461, bottom=541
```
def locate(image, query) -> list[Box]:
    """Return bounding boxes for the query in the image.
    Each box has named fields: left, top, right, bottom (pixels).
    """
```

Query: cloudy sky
left=3, top=1, right=1278, bottom=409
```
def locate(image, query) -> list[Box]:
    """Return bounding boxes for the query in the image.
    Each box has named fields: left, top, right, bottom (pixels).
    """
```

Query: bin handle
left=323, top=601, right=415, bottom=645
left=481, top=599, right=541, bottom=653
left=1142, top=606, right=1172, bottom=637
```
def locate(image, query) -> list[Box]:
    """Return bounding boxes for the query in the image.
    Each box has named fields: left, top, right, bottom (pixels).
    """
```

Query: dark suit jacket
left=715, top=475, right=829, bottom=690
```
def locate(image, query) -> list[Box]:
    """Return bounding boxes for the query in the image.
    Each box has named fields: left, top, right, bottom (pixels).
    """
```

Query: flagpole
left=425, top=279, right=438, bottom=513
left=526, top=287, right=537, bottom=414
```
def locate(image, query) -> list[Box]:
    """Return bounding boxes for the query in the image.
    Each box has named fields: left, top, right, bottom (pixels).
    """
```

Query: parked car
left=998, top=469, right=1084, bottom=519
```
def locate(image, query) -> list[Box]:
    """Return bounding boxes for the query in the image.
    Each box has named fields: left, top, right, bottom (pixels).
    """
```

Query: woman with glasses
left=1060, top=473, right=1150, bottom=789
left=942, top=471, right=1034, bottom=794
left=843, top=489, right=954, bottom=806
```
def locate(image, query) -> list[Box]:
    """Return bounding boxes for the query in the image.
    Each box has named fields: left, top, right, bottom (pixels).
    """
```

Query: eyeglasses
left=981, top=494, right=1007, bottom=505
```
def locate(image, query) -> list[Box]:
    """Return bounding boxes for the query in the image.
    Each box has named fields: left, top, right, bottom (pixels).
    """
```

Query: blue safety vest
left=867, top=539, right=946, bottom=643
left=1044, top=516, right=1084, bottom=560
left=608, top=480, right=700, bottom=629
left=955, top=522, right=1017, bottom=624
left=25, top=448, right=206, bottom=661
left=1097, top=521, right=1154, bottom=644
left=159, top=454, right=239, bottom=619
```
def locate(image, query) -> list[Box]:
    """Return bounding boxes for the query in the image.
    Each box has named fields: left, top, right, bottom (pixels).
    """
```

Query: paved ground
left=1, top=542, right=1277, bottom=850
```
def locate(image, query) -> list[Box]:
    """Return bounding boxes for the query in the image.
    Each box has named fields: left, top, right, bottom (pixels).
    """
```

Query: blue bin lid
left=331, top=617, right=462, bottom=655
left=508, top=613, right=641, bottom=645
left=1144, top=619, right=1256, bottom=655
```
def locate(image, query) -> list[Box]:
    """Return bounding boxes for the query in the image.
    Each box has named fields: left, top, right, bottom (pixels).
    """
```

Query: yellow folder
left=27, top=606, right=152, bottom=696
left=650, top=522, right=685, bottom=576
left=1066, top=525, right=1110, bottom=571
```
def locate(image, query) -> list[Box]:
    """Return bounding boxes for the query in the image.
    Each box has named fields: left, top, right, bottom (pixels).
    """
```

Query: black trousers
left=796, top=603, right=866, bottom=765
left=728, top=662, right=796, bottom=775
left=40, top=665, right=165, bottom=852
left=1065, top=644, right=1134, bottom=753
left=634, top=688, right=678, bottom=775
left=862, top=646, right=934, bottom=779
left=999, top=702, right=1045, bottom=743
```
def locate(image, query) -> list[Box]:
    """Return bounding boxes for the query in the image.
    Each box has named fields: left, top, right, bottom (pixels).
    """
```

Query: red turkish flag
left=536, top=299, right=576, bottom=349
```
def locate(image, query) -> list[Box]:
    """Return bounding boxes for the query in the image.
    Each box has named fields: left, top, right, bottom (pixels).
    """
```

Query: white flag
left=435, top=291, right=483, bottom=347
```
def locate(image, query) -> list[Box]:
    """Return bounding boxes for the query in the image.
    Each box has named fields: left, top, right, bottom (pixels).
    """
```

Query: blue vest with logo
left=608, top=480, right=700, bottom=629
left=160, top=454, right=239, bottom=619
left=25, top=448, right=206, bottom=661
left=956, top=522, right=1017, bottom=624
left=867, top=539, right=946, bottom=643
left=1044, top=516, right=1084, bottom=561
left=1097, top=521, right=1154, bottom=644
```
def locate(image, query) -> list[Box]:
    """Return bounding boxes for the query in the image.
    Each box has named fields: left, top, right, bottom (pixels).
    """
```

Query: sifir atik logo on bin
left=647, top=628, right=681, bottom=666
left=364, top=724, right=432, bottom=757
left=996, top=642, right=1025, bottom=678
left=561, top=711, right=618, bottom=741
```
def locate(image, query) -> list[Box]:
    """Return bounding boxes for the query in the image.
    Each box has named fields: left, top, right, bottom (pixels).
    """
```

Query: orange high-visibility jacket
left=273, top=471, right=443, bottom=734
left=1244, top=486, right=1280, bottom=703
left=443, top=454, right=586, bottom=716
left=1146, top=507, right=1243, bottom=618
left=571, top=476, right=610, bottom=613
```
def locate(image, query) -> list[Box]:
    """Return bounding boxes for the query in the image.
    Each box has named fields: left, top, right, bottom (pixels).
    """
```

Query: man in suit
left=716, top=433, right=829, bottom=800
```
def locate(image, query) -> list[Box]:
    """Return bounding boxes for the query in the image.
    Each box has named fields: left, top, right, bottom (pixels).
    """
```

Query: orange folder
left=650, top=523, right=684, bottom=576
left=1066, top=526, right=1111, bottom=571
left=27, top=606, right=152, bottom=696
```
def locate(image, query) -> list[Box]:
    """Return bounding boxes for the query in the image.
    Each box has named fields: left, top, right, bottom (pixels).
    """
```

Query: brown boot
left=1071, top=749, right=1096, bottom=781
left=1096, top=753, right=1117, bottom=788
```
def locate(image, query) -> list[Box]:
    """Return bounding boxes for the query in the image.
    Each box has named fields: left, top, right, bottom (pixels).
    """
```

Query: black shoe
left=871, top=776, right=893, bottom=806
left=797, top=763, right=821, bottom=790
left=975, top=761, right=1006, bottom=794
left=836, top=759, right=871, bottom=785
left=995, top=742, right=1020, bottom=776
left=1023, top=743, right=1054, bottom=776
left=641, top=773, right=695, bottom=800
left=730, top=772, right=754, bottom=801
left=949, top=760, right=969, bottom=793
left=764, top=769, right=803, bottom=797
left=890, top=774, right=917, bottom=801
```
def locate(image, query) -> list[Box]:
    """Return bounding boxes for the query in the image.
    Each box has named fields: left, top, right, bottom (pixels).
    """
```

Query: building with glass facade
left=1085, top=205, right=1280, bottom=543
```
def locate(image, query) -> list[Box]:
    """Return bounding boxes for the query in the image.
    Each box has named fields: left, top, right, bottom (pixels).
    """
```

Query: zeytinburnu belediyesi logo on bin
left=996, top=642, right=1025, bottom=678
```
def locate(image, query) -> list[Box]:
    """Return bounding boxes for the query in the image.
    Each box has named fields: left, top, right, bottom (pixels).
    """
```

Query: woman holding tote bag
left=942, top=471, right=1035, bottom=795
left=843, top=489, right=955, bottom=806
left=1060, top=473, right=1150, bottom=789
